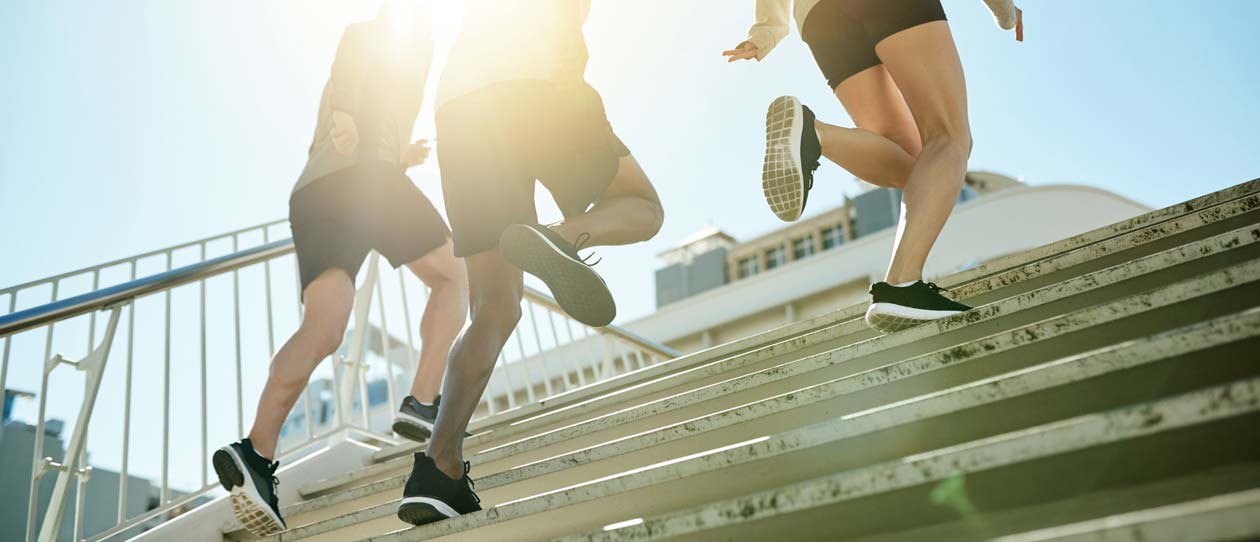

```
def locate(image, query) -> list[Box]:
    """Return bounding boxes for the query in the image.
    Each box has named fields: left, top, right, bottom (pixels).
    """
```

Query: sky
left=2, top=0, right=1260, bottom=499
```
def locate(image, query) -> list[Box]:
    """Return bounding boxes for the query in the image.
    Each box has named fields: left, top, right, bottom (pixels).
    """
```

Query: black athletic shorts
left=289, top=161, right=450, bottom=295
left=802, top=0, right=947, bottom=89
left=435, top=80, right=630, bottom=257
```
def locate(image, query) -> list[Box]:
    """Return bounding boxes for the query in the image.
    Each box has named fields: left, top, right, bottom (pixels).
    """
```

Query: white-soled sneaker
left=865, top=280, right=973, bottom=333
left=762, top=95, right=821, bottom=222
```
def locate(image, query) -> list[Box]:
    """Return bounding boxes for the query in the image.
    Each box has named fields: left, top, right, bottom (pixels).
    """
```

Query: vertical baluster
left=375, top=276, right=397, bottom=423
left=25, top=281, right=58, bottom=542
left=77, top=271, right=96, bottom=539
left=262, top=230, right=276, bottom=356
left=561, top=318, right=587, bottom=387
left=632, top=347, right=647, bottom=370
left=543, top=310, right=574, bottom=390
left=578, top=324, right=603, bottom=381
left=511, top=329, right=536, bottom=404
left=199, top=243, right=209, bottom=488
left=117, top=262, right=136, bottom=524
left=295, top=256, right=313, bottom=441
left=523, top=302, right=554, bottom=398
left=496, top=350, right=516, bottom=410
left=0, top=293, right=16, bottom=431
left=86, top=271, right=99, bottom=357
left=161, top=251, right=172, bottom=505
left=397, top=269, right=418, bottom=374
left=232, top=236, right=245, bottom=439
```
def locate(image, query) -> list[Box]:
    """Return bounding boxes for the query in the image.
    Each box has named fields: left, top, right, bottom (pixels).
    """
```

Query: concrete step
left=241, top=259, right=1260, bottom=542
left=362, top=182, right=1260, bottom=465
left=548, top=377, right=1260, bottom=542
left=330, top=306, right=1260, bottom=541
left=249, top=224, right=1260, bottom=540
left=216, top=181, right=1260, bottom=540
left=990, top=487, right=1260, bottom=542
left=845, top=462, right=1260, bottom=542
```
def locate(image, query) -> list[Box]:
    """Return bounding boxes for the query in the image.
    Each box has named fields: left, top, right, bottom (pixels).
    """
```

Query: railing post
left=36, top=304, right=124, bottom=542
left=338, top=253, right=378, bottom=430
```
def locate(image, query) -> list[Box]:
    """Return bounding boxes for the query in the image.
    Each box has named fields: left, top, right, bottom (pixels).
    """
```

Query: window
left=792, top=235, right=815, bottom=260
left=821, top=225, right=844, bottom=250
left=765, top=246, right=786, bottom=270
left=736, top=256, right=759, bottom=279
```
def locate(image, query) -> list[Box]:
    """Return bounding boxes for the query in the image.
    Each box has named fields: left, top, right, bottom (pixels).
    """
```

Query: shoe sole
left=213, top=447, right=285, bottom=536
left=864, top=302, right=965, bottom=333
left=398, top=497, right=459, bottom=526
left=392, top=412, right=434, bottom=443
left=763, top=95, right=807, bottom=222
left=500, top=225, right=616, bottom=327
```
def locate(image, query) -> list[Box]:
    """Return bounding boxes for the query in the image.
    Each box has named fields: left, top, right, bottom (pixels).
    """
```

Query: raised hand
left=721, top=41, right=759, bottom=63
left=402, top=139, right=431, bottom=169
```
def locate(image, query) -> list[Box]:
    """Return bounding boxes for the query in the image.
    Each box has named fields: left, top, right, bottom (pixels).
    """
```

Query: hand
left=330, top=110, right=359, bottom=156
left=722, top=41, right=759, bottom=63
left=401, top=139, right=430, bottom=169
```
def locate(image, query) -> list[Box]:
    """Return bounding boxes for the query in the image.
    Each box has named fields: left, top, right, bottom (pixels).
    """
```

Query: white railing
left=0, top=220, right=677, bottom=542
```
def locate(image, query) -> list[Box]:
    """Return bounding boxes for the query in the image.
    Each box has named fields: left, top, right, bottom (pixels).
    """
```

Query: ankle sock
left=889, top=280, right=919, bottom=288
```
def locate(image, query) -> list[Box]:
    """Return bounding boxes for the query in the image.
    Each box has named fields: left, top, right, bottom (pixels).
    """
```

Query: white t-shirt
left=436, top=0, right=591, bottom=109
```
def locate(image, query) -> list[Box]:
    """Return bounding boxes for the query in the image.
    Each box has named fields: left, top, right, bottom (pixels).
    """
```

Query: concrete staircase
left=219, top=180, right=1260, bottom=541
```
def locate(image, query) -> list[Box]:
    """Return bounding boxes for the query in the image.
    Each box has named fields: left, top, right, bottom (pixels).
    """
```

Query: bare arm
left=723, top=0, right=791, bottom=62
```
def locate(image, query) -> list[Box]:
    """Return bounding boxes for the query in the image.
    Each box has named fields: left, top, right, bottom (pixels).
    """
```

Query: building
left=635, top=173, right=1150, bottom=354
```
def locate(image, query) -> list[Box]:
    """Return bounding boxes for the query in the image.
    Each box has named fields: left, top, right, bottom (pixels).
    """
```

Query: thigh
left=290, top=176, right=372, bottom=294
left=463, top=249, right=523, bottom=312
left=299, top=268, right=355, bottom=331
left=436, top=88, right=538, bottom=258
left=369, top=169, right=453, bottom=269
left=580, top=154, right=660, bottom=214
left=404, top=239, right=464, bottom=287
left=532, top=83, right=624, bottom=216
left=873, top=20, right=969, bottom=141
left=834, top=65, right=922, bottom=157
left=800, top=0, right=882, bottom=91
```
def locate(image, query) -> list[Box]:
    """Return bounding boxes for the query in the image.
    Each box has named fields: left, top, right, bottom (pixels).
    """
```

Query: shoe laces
left=572, top=232, right=602, bottom=267
left=462, top=461, right=481, bottom=505
left=265, top=460, right=281, bottom=504
left=804, top=154, right=820, bottom=189
left=923, top=282, right=951, bottom=294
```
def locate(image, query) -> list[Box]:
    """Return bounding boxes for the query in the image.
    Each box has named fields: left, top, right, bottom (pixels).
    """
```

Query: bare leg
left=821, top=65, right=923, bottom=189
left=425, top=250, right=523, bottom=479
left=549, top=155, right=665, bottom=247
left=874, top=21, right=972, bottom=284
left=247, top=269, right=354, bottom=459
left=403, top=240, right=469, bottom=403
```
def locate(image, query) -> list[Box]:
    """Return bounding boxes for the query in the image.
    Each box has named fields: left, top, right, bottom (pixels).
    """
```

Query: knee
left=922, top=129, right=972, bottom=162
left=643, top=198, right=665, bottom=239
left=469, top=293, right=522, bottom=335
left=297, top=321, right=347, bottom=360
left=429, top=259, right=469, bottom=293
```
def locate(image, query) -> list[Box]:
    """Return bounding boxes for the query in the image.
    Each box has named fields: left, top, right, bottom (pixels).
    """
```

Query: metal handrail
left=1, top=238, right=678, bottom=358
left=521, top=285, right=679, bottom=359
left=0, top=219, right=289, bottom=297
left=3, top=226, right=678, bottom=542
left=0, top=240, right=293, bottom=338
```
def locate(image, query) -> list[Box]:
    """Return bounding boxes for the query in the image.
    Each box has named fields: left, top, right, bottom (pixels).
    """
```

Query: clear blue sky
left=2, top=0, right=1259, bottom=492
left=3, top=1, right=1260, bottom=320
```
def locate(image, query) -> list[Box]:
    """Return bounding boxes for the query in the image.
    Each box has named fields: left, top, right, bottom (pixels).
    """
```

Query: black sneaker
left=392, top=395, right=471, bottom=442
left=762, top=95, right=821, bottom=222
left=397, top=453, right=482, bottom=527
left=213, top=439, right=286, bottom=536
left=865, top=281, right=973, bottom=333
left=500, top=223, right=616, bottom=327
